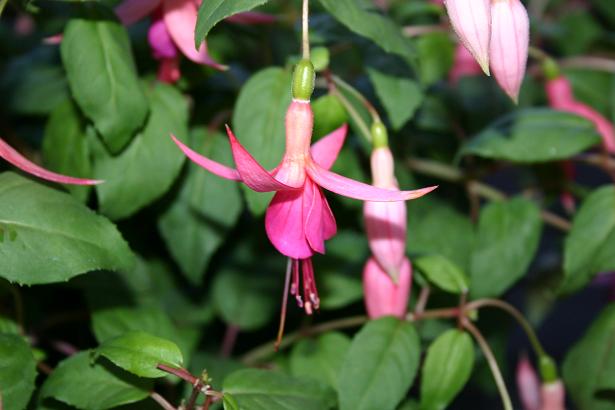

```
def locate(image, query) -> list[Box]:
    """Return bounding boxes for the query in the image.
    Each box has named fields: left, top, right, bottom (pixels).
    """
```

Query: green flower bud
left=371, top=121, right=388, bottom=149
left=292, top=59, right=315, bottom=101
left=542, top=58, right=560, bottom=81
left=539, top=354, right=558, bottom=383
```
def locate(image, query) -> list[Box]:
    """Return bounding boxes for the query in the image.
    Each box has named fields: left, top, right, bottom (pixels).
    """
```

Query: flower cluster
left=444, top=0, right=530, bottom=102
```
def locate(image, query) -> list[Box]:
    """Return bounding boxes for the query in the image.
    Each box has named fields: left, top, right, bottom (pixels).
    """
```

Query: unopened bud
left=363, top=257, right=412, bottom=319
left=292, top=59, right=315, bottom=101
left=444, top=0, right=491, bottom=74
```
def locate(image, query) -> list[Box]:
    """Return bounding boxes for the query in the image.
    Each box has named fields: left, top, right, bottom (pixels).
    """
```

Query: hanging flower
left=172, top=60, right=436, bottom=314
left=363, top=257, right=412, bottom=319
left=444, top=0, right=530, bottom=102
left=516, top=356, right=566, bottom=410
left=0, top=138, right=101, bottom=185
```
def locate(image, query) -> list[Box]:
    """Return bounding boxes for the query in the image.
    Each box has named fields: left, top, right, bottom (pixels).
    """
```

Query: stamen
left=275, top=258, right=293, bottom=351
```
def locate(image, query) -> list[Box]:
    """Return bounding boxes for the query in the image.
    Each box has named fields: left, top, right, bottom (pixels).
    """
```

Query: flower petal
left=115, top=0, right=161, bottom=26
left=163, top=0, right=227, bottom=70
left=363, top=257, right=412, bottom=319
left=148, top=14, right=178, bottom=59
left=0, top=138, right=102, bottom=185
left=364, top=199, right=407, bottom=280
left=265, top=188, right=313, bottom=259
left=225, top=126, right=295, bottom=192
left=307, top=161, right=437, bottom=202
left=310, top=124, right=347, bottom=170
left=304, top=179, right=332, bottom=254
left=171, top=135, right=241, bottom=181
left=321, top=194, right=337, bottom=240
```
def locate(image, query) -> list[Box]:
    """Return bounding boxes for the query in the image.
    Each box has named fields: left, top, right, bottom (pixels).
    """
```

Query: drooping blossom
left=489, top=0, right=530, bottom=102
left=363, top=126, right=406, bottom=280
left=0, top=138, right=101, bottom=185
left=545, top=74, right=615, bottom=153
left=363, top=257, right=412, bottom=319
left=449, top=43, right=483, bottom=84
left=444, top=0, right=491, bottom=74
left=362, top=122, right=412, bottom=319
left=444, top=0, right=530, bottom=102
left=516, top=356, right=566, bottom=410
left=172, top=60, right=436, bottom=314
left=517, top=356, right=541, bottom=410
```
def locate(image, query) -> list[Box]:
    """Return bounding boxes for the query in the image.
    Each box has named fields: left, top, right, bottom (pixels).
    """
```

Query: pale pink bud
left=545, top=76, right=575, bottom=108
left=517, top=356, right=541, bottom=410
left=364, top=147, right=407, bottom=280
left=449, top=43, right=483, bottom=84
left=489, top=0, right=530, bottom=103
left=363, top=257, right=411, bottom=319
left=444, top=0, right=491, bottom=74
left=540, top=381, right=565, bottom=410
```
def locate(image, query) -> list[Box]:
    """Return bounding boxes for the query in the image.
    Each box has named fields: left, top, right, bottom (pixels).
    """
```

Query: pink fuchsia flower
left=363, top=125, right=407, bottom=280
left=546, top=75, right=615, bottom=153
left=115, top=0, right=275, bottom=82
left=0, top=138, right=102, bottom=185
left=172, top=60, right=436, bottom=314
left=449, top=43, right=483, bottom=84
left=517, top=355, right=541, bottom=410
left=489, top=0, right=530, bottom=103
left=444, top=0, right=491, bottom=74
left=516, top=356, right=566, bottom=410
left=363, top=257, right=412, bottom=319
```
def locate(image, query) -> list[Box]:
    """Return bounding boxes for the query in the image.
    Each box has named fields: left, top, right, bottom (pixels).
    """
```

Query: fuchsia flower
left=364, top=145, right=407, bottom=280
left=0, top=138, right=101, bottom=185
left=444, top=0, right=491, bottom=74
left=489, top=0, right=530, bottom=102
left=546, top=75, right=615, bottom=153
left=363, top=257, right=412, bottom=319
left=516, top=356, right=566, bottom=410
left=449, top=43, right=483, bottom=84
left=115, top=0, right=275, bottom=82
left=172, top=61, right=435, bottom=314
left=362, top=122, right=412, bottom=319
left=444, top=0, right=530, bottom=102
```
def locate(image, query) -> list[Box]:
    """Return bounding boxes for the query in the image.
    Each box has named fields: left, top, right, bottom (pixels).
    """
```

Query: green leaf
left=407, top=199, right=474, bottom=271
left=470, top=198, right=542, bottom=298
left=338, top=317, right=421, bottom=410
left=91, top=306, right=177, bottom=345
left=196, top=0, right=270, bottom=46
left=0, top=172, right=134, bottom=285
left=414, top=254, right=469, bottom=294
left=0, top=333, right=37, bottom=410
left=159, top=129, right=242, bottom=284
left=96, top=331, right=183, bottom=378
left=223, top=393, right=240, bottom=410
left=561, top=186, right=615, bottom=294
left=232, top=67, right=292, bottom=214
left=223, top=369, right=336, bottom=410
left=212, top=269, right=277, bottom=330
left=318, top=0, right=415, bottom=65
left=367, top=68, right=423, bottom=130
left=563, top=304, right=615, bottom=410
left=61, top=4, right=148, bottom=153
left=313, top=95, right=348, bottom=139
left=43, top=100, right=92, bottom=202
left=416, top=32, right=454, bottom=86
left=41, top=351, right=152, bottom=410
left=94, top=83, right=188, bottom=220
left=290, top=332, right=351, bottom=389
left=460, top=109, right=601, bottom=163
left=420, top=329, right=474, bottom=410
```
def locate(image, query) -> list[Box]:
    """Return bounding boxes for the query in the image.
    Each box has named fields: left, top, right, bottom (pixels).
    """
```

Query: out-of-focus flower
left=516, top=356, right=566, bottom=410
left=449, top=43, right=483, bottom=84
left=0, top=138, right=102, bottom=185
left=444, top=0, right=491, bottom=74
left=489, top=0, right=530, bottom=102
left=363, top=257, right=412, bottom=319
